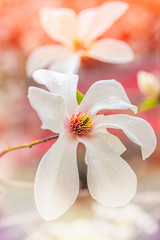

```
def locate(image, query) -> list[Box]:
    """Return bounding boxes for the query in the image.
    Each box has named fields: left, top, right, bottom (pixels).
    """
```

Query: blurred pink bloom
left=28, top=69, right=156, bottom=221
left=26, top=2, right=134, bottom=76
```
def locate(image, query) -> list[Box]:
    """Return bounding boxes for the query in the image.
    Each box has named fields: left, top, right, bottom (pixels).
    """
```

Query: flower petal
left=78, top=2, right=129, bottom=43
left=78, top=80, right=137, bottom=116
left=33, top=69, right=79, bottom=116
left=79, top=136, right=137, bottom=207
left=95, top=114, right=157, bottom=159
left=87, top=38, right=134, bottom=63
left=35, top=134, right=79, bottom=221
left=90, top=120, right=126, bottom=155
left=99, top=132, right=126, bottom=155
left=49, top=52, right=81, bottom=74
left=26, top=45, right=78, bottom=77
left=28, top=87, right=65, bottom=133
left=40, top=8, right=77, bottom=48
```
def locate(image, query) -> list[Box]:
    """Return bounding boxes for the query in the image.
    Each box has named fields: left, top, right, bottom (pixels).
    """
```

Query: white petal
left=95, top=114, right=157, bottom=159
left=33, top=69, right=79, bottom=116
left=90, top=121, right=126, bottom=155
left=87, top=38, right=134, bottom=63
left=100, top=133, right=126, bottom=155
left=28, top=87, right=65, bottom=133
left=49, top=53, right=81, bottom=74
left=26, top=45, right=76, bottom=77
left=78, top=80, right=137, bottom=116
left=79, top=136, right=137, bottom=207
left=78, top=2, right=129, bottom=43
left=35, top=134, right=79, bottom=221
left=40, top=8, right=77, bottom=48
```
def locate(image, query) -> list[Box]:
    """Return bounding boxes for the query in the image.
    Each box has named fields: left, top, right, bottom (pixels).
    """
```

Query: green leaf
left=138, top=97, right=159, bottom=111
left=76, top=90, right=84, bottom=105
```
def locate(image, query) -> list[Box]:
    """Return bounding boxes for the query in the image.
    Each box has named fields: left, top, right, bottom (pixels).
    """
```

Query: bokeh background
left=0, top=0, right=160, bottom=239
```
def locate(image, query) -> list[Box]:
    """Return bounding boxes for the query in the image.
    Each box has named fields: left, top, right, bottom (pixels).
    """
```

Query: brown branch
left=0, top=135, right=59, bottom=158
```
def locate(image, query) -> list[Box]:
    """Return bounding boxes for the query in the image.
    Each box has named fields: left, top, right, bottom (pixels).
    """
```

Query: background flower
left=26, top=2, right=134, bottom=76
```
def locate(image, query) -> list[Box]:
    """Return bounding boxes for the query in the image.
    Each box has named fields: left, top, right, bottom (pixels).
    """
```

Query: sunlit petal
left=90, top=122, right=126, bottom=155
left=78, top=2, right=129, bottom=43
left=35, top=134, right=79, bottom=221
left=98, top=132, right=126, bottom=155
left=33, top=70, right=78, bottom=116
left=26, top=45, right=75, bottom=77
left=49, top=53, right=81, bottom=74
left=87, top=38, right=134, bottom=63
left=78, top=80, right=137, bottom=115
left=95, top=114, right=157, bottom=159
left=40, top=8, right=77, bottom=48
left=79, top=136, right=137, bottom=207
left=28, top=87, right=65, bottom=133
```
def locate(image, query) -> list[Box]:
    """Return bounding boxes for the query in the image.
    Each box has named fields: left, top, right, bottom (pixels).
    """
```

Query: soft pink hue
left=26, top=2, right=134, bottom=76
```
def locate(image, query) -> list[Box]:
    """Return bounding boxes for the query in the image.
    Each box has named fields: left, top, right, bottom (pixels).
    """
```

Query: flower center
left=73, top=39, right=86, bottom=52
left=70, top=112, right=93, bottom=135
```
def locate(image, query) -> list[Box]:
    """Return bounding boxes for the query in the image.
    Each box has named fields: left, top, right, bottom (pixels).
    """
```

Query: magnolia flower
left=28, top=69, right=156, bottom=221
left=27, top=2, right=134, bottom=76
left=137, top=71, right=160, bottom=98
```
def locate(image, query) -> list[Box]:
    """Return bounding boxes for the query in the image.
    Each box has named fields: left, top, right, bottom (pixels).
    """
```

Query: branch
left=0, top=135, right=59, bottom=158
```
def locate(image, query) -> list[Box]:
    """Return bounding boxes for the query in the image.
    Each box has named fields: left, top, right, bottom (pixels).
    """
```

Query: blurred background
left=0, top=0, right=160, bottom=239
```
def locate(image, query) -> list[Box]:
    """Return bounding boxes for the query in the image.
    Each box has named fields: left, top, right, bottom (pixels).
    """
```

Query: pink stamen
left=70, top=112, right=93, bottom=135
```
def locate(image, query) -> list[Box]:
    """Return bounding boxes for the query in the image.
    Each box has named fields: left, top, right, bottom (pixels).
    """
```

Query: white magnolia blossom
left=27, top=2, right=134, bottom=76
left=137, top=71, right=160, bottom=98
left=28, top=69, right=156, bottom=221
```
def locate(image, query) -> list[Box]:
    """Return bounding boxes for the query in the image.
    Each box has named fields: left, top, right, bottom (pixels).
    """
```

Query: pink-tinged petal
left=35, top=134, right=79, bottom=221
left=95, top=114, right=157, bottom=159
left=40, top=8, right=77, bottom=48
left=78, top=80, right=137, bottom=116
left=78, top=2, right=129, bottom=43
left=26, top=45, right=77, bottom=77
left=49, top=53, right=81, bottom=74
left=28, top=87, right=65, bottom=133
left=33, top=70, right=78, bottom=116
left=87, top=38, right=134, bottom=63
left=79, top=136, right=137, bottom=207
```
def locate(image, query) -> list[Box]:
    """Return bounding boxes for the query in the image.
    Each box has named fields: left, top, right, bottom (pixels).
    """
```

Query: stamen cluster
left=70, top=112, right=93, bottom=135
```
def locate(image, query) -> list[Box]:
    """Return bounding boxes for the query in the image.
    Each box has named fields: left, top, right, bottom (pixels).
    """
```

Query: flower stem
left=0, top=135, right=59, bottom=157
